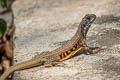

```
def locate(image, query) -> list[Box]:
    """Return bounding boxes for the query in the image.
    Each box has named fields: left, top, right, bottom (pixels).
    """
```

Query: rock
left=12, top=0, right=120, bottom=80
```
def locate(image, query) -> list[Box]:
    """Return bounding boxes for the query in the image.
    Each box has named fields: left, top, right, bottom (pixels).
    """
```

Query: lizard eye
left=83, top=18, right=90, bottom=26
left=87, top=17, right=90, bottom=20
left=83, top=17, right=95, bottom=27
left=87, top=17, right=94, bottom=23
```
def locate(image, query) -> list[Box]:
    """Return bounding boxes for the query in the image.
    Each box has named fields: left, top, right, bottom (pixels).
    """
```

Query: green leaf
left=0, top=18, right=7, bottom=38
left=0, top=0, right=7, bottom=8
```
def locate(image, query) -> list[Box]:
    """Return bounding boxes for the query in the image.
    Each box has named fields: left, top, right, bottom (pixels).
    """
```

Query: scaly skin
left=0, top=14, right=97, bottom=80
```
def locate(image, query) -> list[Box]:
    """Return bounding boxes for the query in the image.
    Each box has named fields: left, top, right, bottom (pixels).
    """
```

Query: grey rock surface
left=12, top=0, right=120, bottom=80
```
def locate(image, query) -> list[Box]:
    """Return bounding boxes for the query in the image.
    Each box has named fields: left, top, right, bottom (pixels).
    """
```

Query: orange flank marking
left=62, top=54, right=64, bottom=59
left=68, top=50, right=71, bottom=53
left=59, top=47, right=83, bottom=61
left=73, top=48, right=76, bottom=50
left=64, top=52, right=68, bottom=56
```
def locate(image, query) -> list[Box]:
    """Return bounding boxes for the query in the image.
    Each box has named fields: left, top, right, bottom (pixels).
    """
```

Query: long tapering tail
left=0, top=58, right=46, bottom=80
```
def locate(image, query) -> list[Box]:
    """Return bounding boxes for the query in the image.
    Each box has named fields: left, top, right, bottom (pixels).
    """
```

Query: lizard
left=0, top=14, right=101, bottom=80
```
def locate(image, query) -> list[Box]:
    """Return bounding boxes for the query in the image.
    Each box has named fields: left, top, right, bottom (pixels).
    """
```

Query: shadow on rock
left=95, top=15, right=120, bottom=24
left=93, top=57, right=120, bottom=79
left=88, top=28, right=120, bottom=48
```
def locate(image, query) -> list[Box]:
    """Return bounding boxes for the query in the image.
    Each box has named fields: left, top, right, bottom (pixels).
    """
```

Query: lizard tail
left=0, top=58, right=46, bottom=80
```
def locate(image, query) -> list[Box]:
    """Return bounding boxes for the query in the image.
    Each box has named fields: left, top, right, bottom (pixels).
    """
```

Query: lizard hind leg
left=44, top=61, right=66, bottom=67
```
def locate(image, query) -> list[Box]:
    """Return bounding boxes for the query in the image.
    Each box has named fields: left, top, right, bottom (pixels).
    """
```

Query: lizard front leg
left=82, top=42, right=102, bottom=54
left=83, top=46, right=102, bottom=54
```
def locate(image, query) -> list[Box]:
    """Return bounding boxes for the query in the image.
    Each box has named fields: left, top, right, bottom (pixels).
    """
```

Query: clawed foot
left=83, top=46, right=106, bottom=55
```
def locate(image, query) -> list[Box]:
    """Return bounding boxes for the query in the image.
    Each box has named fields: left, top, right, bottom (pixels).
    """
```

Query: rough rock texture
left=12, top=0, right=120, bottom=80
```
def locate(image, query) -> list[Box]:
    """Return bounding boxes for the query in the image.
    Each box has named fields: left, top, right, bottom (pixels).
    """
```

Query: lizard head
left=81, top=14, right=96, bottom=38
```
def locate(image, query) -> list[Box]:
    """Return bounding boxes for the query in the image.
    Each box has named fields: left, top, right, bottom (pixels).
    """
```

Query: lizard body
left=0, top=14, right=98, bottom=80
